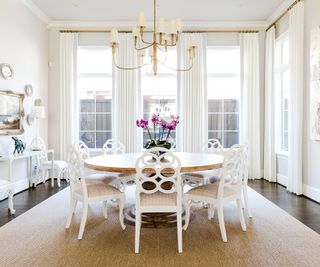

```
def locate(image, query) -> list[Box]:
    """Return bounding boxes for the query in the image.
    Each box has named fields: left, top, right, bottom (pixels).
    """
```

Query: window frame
left=77, top=45, right=113, bottom=151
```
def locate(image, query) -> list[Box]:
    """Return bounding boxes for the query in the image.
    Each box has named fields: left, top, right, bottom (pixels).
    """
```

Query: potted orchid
left=136, top=114, right=180, bottom=151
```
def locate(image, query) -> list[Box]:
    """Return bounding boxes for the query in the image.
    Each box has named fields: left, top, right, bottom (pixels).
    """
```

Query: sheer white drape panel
left=113, top=33, right=140, bottom=153
left=240, top=33, right=261, bottom=179
left=287, top=1, right=304, bottom=195
left=178, top=33, right=207, bottom=152
left=60, top=33, right=78, bottom=161
left=264, top=27, right=277, bottom=182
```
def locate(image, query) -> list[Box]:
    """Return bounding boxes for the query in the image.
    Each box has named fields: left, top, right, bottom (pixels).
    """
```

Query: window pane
left=223, top=132, right=239, bottom=148
left=208, top=99, right=222, bottom=113
left=79, top=132, right=95, bottom=149
left=80, top=114, right=95, bottom=131
left=208, top=114, right=222, bottom=131
left=96, top=114, right=112, bottom=131
left=80, top=100, right=95, bottom=113
left=207, top=77, right=240, bottom=99
left=96, top=99, right=111, bottom=113
left=224, top=99, right=238, bottom=112
left=208, top=132, right=222, bottom=144
left=207, top=48, right=240, bottom=74
left=96, top=132, right=112, bottom=148
left=224, top=114, right=239, bottom=131
left=78, top=47, right=112, bottom=74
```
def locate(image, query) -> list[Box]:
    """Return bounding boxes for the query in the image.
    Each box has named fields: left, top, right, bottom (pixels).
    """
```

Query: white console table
left=0, top=149, right=54, bottom=188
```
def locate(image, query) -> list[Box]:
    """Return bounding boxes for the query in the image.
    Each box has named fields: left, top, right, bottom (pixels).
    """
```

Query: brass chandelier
left=109, top=0, right=197, bottom=76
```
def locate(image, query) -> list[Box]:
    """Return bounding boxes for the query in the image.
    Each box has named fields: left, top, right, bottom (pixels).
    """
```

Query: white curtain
left=113, top=33, right=140, bottom=153
left=287, top=1, right=304, bottom=194
left=178, top=33, right=207, bottom=152
left=240, top=33, right=261, bottom=179
left=264, top=26, right=277, bottom=182
left=60, top=33, right=78, bottom=161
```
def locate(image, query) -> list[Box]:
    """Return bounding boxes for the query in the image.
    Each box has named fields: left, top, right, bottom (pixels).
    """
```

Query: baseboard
left=303, top=184, right=320, bottom=203
left=277, top=174, right=288, bottom=187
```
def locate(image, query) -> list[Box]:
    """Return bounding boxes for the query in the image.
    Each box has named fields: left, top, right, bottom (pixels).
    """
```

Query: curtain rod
left=59, top=29, right=259, bottom=34
left=266, top=0, right=302, bottom=32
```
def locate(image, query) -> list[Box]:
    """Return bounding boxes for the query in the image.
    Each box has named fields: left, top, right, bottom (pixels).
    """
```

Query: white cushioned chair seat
left=74, top=183, right=121, bottom=198
left=42, top=160, right=68, bottom=169
left=85, top=173, right=117, bottom=185
left=186, top=184, right=237, bottom=199
left=141, top=192, right=177, bottom=206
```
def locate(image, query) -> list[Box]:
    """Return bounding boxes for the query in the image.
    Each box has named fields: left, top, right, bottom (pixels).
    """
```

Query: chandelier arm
left=140, top=35, right=154, bottom=45
left=113, top=56, right=148, bottom=71
left=135, top=42, right=154, bottom=51
left=156, top=58, right=194, bottom=72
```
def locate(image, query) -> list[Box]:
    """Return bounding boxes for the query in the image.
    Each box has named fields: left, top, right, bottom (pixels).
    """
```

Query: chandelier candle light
left=110, top=0, right=197, bottom=75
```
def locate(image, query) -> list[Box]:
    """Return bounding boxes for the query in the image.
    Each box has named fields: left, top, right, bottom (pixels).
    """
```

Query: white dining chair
left=102, top=139, right=125, bottom=155
left=0, top=179, right=15, bottom=214
left=183, top=144, right=247, bottom=242
left=135, top=147, right=183, bottom=253
left=73, top=140, right=117, bottom=185
left=102, top=139, right=135, bottom=191
left=31, top=137, right=68, bottom=187
left=241, top=142, right=252, bottom=218
left=182, top=138, right=224, bottom=187
left=65, top=145, right=126, bottom=240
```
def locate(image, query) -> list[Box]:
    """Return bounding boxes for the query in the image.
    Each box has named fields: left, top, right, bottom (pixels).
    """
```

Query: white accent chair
left=31, top=137, right=68, bottom=187
left=183, top=144, right=247, bottom=242
left=0, top=179, right=15, bottom=214
left=182, top=139, right=224, bottom=187
left=135, top=147, right=183, bottom=253
left=65, top=145, right=126, bottom=240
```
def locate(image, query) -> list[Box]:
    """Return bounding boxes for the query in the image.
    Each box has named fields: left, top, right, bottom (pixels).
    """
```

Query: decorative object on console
left=30, top=99, right=45, bottom=151
left=110, top=0, right=197, bottom=75
left=0, top=63, right=14, bottom=80
left=24, top=84, right=33, bottom=97
left=136, top=114, right=179, bottom=150
left=12, top=137, right=25, bottom=155
left=0, top=90, right=24, bottom=135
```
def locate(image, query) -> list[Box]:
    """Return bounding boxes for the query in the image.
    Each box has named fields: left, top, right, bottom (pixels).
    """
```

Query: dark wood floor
left=0, top=181, right=68, bottom=227
left=249, top=179, right=320, bottom=234
left=0, top=179, right=319, bottom=234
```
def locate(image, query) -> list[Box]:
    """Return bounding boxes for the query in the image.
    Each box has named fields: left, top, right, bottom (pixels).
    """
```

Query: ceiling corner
left=20, top=0, right=50, bottom=24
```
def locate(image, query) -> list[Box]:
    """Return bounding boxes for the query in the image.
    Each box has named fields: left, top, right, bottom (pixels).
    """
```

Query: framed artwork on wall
left=310, top=26, right=320, bottom=140
left=0, top=90, right=25, bottom=135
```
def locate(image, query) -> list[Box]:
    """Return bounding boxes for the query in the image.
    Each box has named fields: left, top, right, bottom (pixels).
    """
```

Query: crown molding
left=266, top=0, right=296, bottom=23
left=48, top=20, right=268, bottom=29
left=20, top=0, right=50, bottom=24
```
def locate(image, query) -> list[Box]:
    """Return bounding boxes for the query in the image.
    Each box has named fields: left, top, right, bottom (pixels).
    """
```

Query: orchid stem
left=165, top=130, right=171, bottom=142
left=146, top=126, right=153, bottom=141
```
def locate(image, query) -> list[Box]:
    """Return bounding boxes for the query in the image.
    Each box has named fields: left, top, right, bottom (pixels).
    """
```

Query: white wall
left=269, top=0, right=320, bottom=202
left=0, top=0, right=48, bottom=192
left=302, top=0, right=320, bottom=201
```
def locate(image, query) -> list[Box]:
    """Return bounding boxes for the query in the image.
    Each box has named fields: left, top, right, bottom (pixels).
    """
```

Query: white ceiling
left=30, top=0, right=285, bottom=22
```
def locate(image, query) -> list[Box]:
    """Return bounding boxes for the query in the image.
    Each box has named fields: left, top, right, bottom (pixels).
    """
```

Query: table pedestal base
left=124, top=206, right=195, bottom=228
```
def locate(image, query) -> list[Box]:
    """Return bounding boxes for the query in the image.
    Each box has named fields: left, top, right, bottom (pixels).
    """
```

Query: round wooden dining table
left=84, top=152, right=223, bottom=228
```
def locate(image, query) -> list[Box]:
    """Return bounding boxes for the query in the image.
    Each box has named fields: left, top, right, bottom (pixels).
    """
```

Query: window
left=207, top=47, right=241, bottom=148
left=77, top=47, right=112, bottom=149
left=275, top=35, right=289, bottom=152
left=141, top=48, right=178, bottom=146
